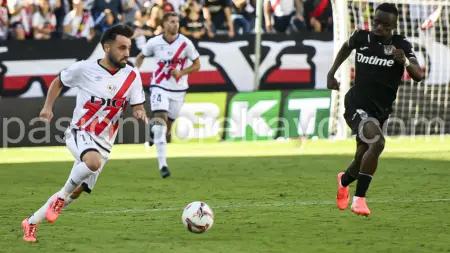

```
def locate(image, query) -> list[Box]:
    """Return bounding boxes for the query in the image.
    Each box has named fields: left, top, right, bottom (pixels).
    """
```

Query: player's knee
left=152, top=112, right=168, bottom=123
left=82, top=151, right=102, bottom=171
left=370, top=136, right=385, bottom=154
left=85, top=159, right=102, bottom=171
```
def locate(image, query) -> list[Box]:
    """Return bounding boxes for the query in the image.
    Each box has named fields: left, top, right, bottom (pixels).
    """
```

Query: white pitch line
left=1, top=198, right=449, bottom=219
left=81, top=198, right=450, bottom=215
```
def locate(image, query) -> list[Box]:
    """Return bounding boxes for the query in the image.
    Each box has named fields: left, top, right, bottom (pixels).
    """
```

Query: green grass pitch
left=0, top=136, right=449, bottom=253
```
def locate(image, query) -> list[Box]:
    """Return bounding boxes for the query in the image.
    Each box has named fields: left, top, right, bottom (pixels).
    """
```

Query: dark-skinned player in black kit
left=327, top=3, right=424, bottom=216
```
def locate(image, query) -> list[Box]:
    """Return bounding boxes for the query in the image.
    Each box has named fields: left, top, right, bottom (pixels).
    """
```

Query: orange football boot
left=22, top=217, right=37, bottom=242
left=351, top=197, right=371, bottom=216
left=46, top=196, right=66, bottom=223
left=336, top=172, right=350, bottom=210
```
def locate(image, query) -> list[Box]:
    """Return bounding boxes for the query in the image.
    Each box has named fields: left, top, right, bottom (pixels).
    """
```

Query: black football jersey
left=346, top=30, right=416, bottom=115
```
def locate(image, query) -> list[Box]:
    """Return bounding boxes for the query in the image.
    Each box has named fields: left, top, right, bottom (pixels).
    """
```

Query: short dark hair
left=161, top=12, right=179, bottom=27
left=376, top=3, right=398, bottom=17
left=100, top=24, right=135, bottom=49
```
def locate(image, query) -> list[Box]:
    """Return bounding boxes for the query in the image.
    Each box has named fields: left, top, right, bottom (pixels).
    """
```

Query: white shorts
left=65, top=129, right=110, bottom=193
left=150, top=87, right=186, bottom=121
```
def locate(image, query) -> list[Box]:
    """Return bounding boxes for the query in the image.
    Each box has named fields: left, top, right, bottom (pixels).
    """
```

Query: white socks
left=28, top=162, right=95, bottom=225
left=152, top=124, right=168, bottom=170
left=58, top=162, right=94, bottom=200
left=156, top=144, right=167, bottom=170
left=28, top=193, right=57, bottom=225
left=28, top=196, right=77, bottom=225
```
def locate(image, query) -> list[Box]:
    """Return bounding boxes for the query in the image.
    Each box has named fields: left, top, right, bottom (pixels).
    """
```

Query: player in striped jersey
left=135, top=12, right=201, bottom=179
left=21, top=25, right=148, bottom=242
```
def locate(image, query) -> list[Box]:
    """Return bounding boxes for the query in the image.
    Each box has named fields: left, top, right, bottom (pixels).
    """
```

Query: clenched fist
left=392, top=46, right=407, bottom=65
left=327, top=73, right=340, bottom=90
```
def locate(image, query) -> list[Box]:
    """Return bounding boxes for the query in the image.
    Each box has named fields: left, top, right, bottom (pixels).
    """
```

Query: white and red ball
left=182, top=201, right=214, bottom=234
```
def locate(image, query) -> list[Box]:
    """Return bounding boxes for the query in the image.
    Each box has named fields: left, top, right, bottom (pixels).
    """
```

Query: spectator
left=63, top=0, right=96, bottom=40
left=8, top=0, right=35, bottom=40
left=47, top=0, right=62, bottom=10
left=180, top=0, right=205, bottom=39
left=202, top=0, right=234, bottom=38
left=32, top=0, right=57, bottom=39
left=52, top=0, right=71, bottom=37
left=147, top=0, right=175, bottom=35
left=84, top=0, right=95, bottom=10
left=133, top=1, right=154, bottom=38
left=264, top=0, right=304, bottom=33
left=167, top=0, right=184, bottom=14
left=122, top=0, right=138, bottom=25
left=91, top=0, right=123, bottom=21
left=0, top=0, right=8, bottom=40
left=230, top=0, right=254, bottom=34
left=95, top=8, right=118, bottom=32
left=303, top=0, right=332, bottom=32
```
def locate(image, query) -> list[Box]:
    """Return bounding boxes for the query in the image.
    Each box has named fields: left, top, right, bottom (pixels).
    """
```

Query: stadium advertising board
left=0, top=90, right=332, bottom=147
left=225, top=91, right=282, bottom=141
left=0, top=32, right=333, bottom=98
left=171, top=92, right=227, bottom=143
left=279, top=90, right=331, bottom=139
left=0, top=96, right=152, bottom=148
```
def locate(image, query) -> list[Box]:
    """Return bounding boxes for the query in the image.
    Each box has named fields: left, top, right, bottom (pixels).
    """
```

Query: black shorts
left=343, top=99, right=389, bottom=144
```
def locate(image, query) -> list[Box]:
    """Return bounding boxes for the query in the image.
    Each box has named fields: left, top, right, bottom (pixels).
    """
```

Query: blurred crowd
left=0, top=0, right=332, bottom=41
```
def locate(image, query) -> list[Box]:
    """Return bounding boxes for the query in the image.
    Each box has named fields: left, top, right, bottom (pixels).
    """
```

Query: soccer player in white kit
left=135, top=12, right=201, bottom=179
left=21, top=25, right=148, bottom=242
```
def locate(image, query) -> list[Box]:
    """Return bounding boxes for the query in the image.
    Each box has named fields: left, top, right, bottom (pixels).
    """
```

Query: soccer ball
left=182, top=201, right=214, bottom=234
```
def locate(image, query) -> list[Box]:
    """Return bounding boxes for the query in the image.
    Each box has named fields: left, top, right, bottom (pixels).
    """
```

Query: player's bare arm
left=135, top=52, right=146, bottom=69
left=327, top=41, right=353, bottom=90
left=171, top=58, right=201, bottom=79
left=39, top=76, right=63, bottom=122
left=393, top=48, right=424, bottom=82
left=132, top=104, right=148, bottom=124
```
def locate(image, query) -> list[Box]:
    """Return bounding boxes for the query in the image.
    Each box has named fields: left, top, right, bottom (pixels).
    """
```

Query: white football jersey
left=60, top=59, right=146, bottom=152
left=141, top=34, right=200, bottom=91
